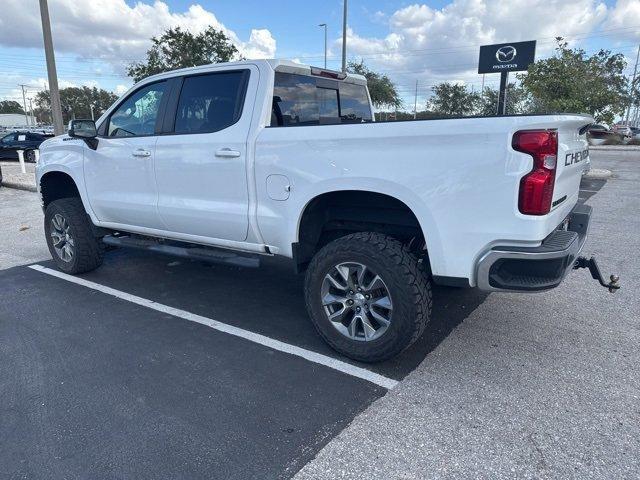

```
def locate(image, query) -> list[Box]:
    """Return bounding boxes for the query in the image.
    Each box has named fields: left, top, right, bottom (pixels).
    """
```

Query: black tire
left=44, top=198, right=104, bottom=274
left=304, top=232, right=432, bottom=362
left=25, top=149, right=36, bottom=163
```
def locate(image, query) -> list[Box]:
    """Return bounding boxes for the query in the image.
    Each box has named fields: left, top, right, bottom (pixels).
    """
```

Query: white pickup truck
left=36, top=59, right=617, bottom=362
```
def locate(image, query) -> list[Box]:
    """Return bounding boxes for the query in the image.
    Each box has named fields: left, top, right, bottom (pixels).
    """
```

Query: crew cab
left=36, top=59, right=613, bottom=362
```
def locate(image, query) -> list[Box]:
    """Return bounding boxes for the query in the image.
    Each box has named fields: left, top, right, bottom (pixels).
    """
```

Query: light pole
left=625, top=44, right=639, bottom=125
left=341, top=0, right=348, bottom=72
left=319, top=23, right=327, bottom=69
left=39, top=0, right=64, bottom=135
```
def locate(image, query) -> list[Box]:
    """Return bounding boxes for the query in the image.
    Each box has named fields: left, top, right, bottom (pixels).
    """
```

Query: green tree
left=428, top=83, right=480, bottom=116
left=477, top=83, right=528, bottom=116
left=35, top=87, right=119, bottom=124
left=519, top=38, right=628, bottom=124
left=347, top=60, right=402, bottom=109
left=127, top=27, right=241, bottom=82
left=0, top=100, right=25, bottom=114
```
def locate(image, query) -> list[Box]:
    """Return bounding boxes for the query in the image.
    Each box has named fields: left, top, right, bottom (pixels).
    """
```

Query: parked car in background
left=26, top=125, right=55, bottom=136
left=0, top=131, right=46, bottom=162
left=630, top=126, right=640, bottom=140
left=612, top=124, right=633, bottom=140
left=586, top=124, right=618, bottom=145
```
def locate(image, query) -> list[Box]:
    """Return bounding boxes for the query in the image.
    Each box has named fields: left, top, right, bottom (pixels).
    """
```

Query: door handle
left=132, top=149, right=151, bottom=158
left=215, top=148, right=241, bottom=158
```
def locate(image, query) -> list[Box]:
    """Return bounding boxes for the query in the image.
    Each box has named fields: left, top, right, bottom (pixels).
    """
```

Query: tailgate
left=553, top=119, right=591, bottom=210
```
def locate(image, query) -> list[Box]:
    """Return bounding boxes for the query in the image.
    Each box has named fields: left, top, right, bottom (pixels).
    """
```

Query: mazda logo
left=496, top=46, right=517, bottom=62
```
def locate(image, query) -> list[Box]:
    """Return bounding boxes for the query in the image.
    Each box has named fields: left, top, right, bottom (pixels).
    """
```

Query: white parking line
left=29, top=264, right=398, bottom=390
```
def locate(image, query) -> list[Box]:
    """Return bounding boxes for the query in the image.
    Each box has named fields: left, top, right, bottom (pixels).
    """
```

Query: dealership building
left=0, top=113, right=37, bottom=128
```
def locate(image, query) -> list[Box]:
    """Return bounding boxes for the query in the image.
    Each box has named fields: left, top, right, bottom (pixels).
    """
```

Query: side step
left=102, top=235, right=260, bottom=268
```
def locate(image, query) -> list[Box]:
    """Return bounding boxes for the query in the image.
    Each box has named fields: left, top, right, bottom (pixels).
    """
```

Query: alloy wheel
left=321, top=262, right=393, bottom=341
left=50, top=213, right=75, bottom=262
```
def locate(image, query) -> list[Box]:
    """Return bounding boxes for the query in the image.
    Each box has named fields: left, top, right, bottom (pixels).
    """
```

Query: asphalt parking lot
left=1, top=149, right=638, bottom=479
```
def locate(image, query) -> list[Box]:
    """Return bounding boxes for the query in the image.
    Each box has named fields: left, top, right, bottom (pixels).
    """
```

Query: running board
left=102, top=235, right=260, bottom=268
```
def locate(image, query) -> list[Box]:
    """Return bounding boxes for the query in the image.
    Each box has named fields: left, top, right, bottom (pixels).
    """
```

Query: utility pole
left=28, top=98, right=35, bottom=125
left=39, top=0, right=64, bottom=135
left=90, top=104, right=95, bottom=121
left=19, top=85, right=29, bottom=125
left=413, top=80, right=418, bottom=120
left=319, top=23, right=327, bottom=68
left=341, top=0, right=348, bottom=72
left=625, top=44, right=640, bottom=125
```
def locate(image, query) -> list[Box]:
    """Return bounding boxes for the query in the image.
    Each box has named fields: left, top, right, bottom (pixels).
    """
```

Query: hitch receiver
left=573, top=256, right=620, bottom=293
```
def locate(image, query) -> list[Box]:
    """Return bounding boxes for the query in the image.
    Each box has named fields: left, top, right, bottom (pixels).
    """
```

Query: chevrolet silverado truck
left=35, top=60, right=618, bottom=362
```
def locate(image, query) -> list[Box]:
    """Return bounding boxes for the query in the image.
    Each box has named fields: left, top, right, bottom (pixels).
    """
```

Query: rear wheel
left=44, top=198, right=104, bottom=274
left=25, top=149, right=36, bottom=163
left=304, top=232, right=432, bottom=362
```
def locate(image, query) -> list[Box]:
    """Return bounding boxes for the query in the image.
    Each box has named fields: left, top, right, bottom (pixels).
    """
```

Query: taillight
left=513, top=129, right=558, bottom=215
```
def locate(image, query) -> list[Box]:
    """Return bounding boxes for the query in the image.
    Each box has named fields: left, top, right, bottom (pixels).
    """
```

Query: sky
left=0, top=0, right=639, bottom=111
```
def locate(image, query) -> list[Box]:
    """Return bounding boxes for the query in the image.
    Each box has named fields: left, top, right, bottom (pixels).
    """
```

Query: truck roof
left=140, top=59, right=367, bottom=86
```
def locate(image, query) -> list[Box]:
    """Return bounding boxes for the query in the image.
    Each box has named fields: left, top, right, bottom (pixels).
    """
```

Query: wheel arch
left=293, top=187, right=439, bottom=273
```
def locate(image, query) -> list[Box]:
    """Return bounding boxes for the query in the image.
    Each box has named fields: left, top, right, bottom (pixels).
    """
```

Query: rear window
left=272, top=72, right=372, bottom=127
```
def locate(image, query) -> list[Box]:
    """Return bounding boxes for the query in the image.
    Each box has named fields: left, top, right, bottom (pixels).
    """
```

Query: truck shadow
left=47, top=249, right=488, bottom=380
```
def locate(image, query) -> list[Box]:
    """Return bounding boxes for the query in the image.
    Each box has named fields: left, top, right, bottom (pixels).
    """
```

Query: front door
left=154, top=68, right=256, bottom=241
left=84, top=80, right=168, bottom=230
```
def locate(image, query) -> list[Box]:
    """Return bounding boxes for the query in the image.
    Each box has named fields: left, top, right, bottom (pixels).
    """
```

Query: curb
left=589, top=146, right=640, bottom=151
left=1, top=181, right=37, bottom=193
left=584, top=168, right=612, bottom=179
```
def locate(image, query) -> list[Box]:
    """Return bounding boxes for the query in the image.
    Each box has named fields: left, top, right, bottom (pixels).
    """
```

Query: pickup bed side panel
left=254, top=115, right=589, bottom=284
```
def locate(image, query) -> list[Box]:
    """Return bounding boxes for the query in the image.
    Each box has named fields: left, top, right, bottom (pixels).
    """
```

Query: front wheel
left=44, top=198, right=104, bottom=274
left=304, top=232, right=432, bottom=362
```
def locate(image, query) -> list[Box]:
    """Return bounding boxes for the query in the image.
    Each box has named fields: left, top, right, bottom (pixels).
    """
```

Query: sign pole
left=497, top=71, right=508, bottom=116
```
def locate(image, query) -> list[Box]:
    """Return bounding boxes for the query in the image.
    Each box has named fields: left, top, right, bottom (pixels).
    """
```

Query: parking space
left=0, top=223, right=491, bottom=480
left=0, top=150, right=636, bottom=479
left=1, top=264, right=384, bottom=479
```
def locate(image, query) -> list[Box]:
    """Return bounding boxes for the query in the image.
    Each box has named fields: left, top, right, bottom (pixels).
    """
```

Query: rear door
left=154, top=67, right=255, bottom=241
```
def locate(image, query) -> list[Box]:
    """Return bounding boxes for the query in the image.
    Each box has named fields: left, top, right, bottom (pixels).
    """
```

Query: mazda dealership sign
left=478, top=40, right=536, bottom=74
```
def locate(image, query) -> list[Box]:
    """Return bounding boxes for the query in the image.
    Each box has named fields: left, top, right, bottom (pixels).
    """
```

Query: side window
left=273, top=73, right=319, bottom=126
left=2, top=133, right=16, bottom=143
left=339, top=83, right=373, bottom=123
left=108, top=81, right=166, bottom=137
left=174, top=71, right=248, bottom=134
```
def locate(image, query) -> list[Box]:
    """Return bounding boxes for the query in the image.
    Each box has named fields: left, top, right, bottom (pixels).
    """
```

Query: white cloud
left=114, top=84, right=129, bottom=96
left=338, top=0, right=609, bottom=91
left=604, top=0, right=640, bottom=41
left=0, top=0, right=276, bottom=70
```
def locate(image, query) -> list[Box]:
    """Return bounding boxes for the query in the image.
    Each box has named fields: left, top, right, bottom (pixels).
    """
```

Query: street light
left=318, top=23, right=327, bottom=69
left=341, top=0, right=348, bottom=72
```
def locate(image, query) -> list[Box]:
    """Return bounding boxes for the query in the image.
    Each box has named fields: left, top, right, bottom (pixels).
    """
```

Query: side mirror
left=68, top=119, right=97, bottom=139
left=68, top=119, right=98, bottom=150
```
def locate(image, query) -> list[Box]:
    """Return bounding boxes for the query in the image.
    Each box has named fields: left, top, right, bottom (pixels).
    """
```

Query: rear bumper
left=476, top=204, right=591, bottom=292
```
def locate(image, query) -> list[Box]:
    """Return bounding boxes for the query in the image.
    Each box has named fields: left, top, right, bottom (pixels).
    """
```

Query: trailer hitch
left=574, top=256, right=620, bottom=293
